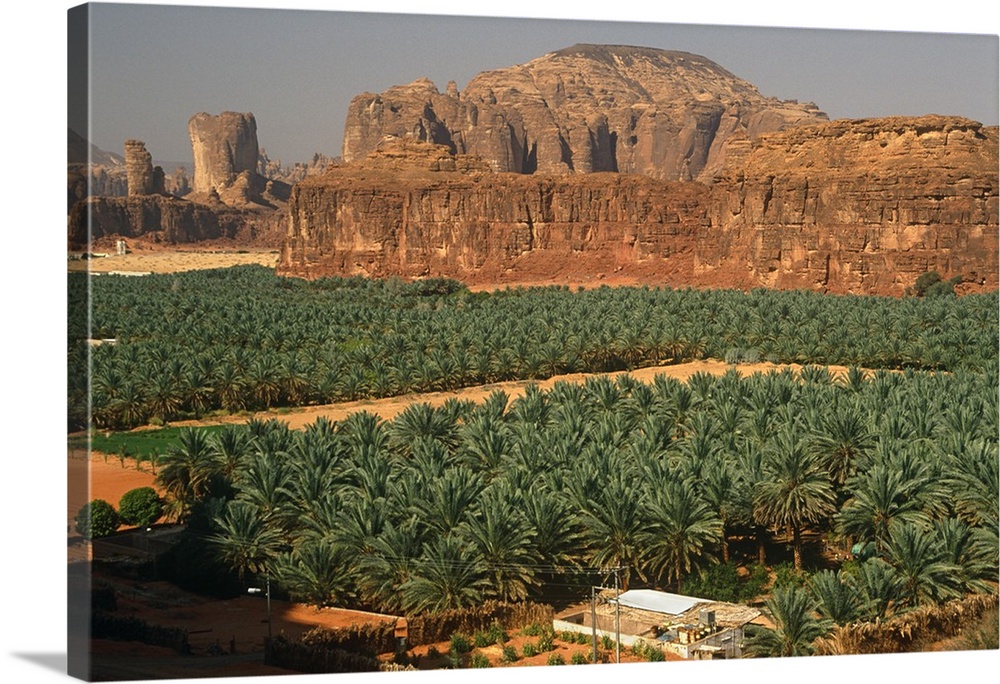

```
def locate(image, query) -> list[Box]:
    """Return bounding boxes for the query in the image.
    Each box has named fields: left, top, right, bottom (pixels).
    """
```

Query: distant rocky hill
left=68, top=113, right=289, bottom=249
left=343, top=44, right=827, bottom=182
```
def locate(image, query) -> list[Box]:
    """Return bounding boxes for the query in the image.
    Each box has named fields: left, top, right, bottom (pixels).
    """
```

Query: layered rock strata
left=704, top=116, right=999, bottom=293
left=280, top=140, right=710, bottom=283
left=188, top=111, right=263, bottom=201
left=343, top=44, right=828, bottom=182
left=281, top=116, right=998, bottom=296
left=67, top=194, right=284, bottom=247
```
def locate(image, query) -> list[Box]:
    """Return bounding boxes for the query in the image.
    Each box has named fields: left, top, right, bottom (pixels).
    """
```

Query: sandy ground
left=167, top=359, right=850, bottom=431
left=68, top=247, right=279, bottom=274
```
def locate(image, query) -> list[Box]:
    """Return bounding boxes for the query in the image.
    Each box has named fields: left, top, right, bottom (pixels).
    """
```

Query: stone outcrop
left=343, top=44, right=828, bottom=182
left=188, top=111, right=261, bottom=198
left=67, top=194, right=284, bottom=247
left=69, top=117, right=290, bottom=250
left=704, top=116, right=999, bottom=293
left=125, top=139, right=153, bottom=196
left=281, top=116, right=998, bottom=296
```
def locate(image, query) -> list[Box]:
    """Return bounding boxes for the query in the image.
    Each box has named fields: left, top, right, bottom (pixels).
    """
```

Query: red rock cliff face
left=703, top=116, right=999, bottom=294
left=280, top=140, right=711, bottom=284
left=281, top=117, right=998, bottom=296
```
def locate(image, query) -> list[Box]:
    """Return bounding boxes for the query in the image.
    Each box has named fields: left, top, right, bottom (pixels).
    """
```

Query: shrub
left=570, top=651, right=588, bottom=665
left=601, top=635, right=614, bottom=650
left=560, top=630, right=575, bottom=643
left=522, top=642, right=539, bottom=658
left=500, top=645, right=520, bottom=663
left=682, top=563, right=743, bottom=603
left=118, top=487, right=164, bottom=527
left=546, top=653, right=565, bottom=666
left=909, top=270, right=963, bottom=298
left=574, top=632, right=591, bottom=645
left=469, top=652, right=491, bottom=668
left=645, top=646, right=665, bottom=662
left=537, top=631, right=554, bottom=652
left=522, top=622, right=542, bottom=637
left=773, top=562, right=809, bottom=589
left=486, top=620, right=508, bottom=644
left=743, top=563, right=771, bottom=600
left=75, top=499, right=120, bottom=539
left=449, top=633, right=471, bottom=654
left=472, top=630, right=492, bottom=648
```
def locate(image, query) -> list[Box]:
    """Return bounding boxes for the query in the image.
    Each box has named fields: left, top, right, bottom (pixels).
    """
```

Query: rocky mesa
left=343, top=44, right=827, bottom=182
left=281, top=114, right=998, bottom=295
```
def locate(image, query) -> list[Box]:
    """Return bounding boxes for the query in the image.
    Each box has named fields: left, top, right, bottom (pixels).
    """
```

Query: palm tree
left=156, top=428, right=222, bottom=522
left=844, top=557, right=904, bottom=621
left=399, top=533, right=488, bottom=614
left=809, top=402, right=874, bottom=488
left=578, top=474, right=645, bottom=590
left=932, top=517, right=997, bottom=596
left=836, top=464, right=933, bottom=553
left=208, top=500, right=285, bottom=582
left=460, top=486, right=539, bottom=601
left=882, top=521, right=961, bottom=608
left=355, top=518, right=426, bottom=612
left=754, top=429, right=836, bottom=570
left=807, top=570, right=860, bottom=627
left=744, top=585, right=834, bottom=657
left=273, top=537, right=353, bottom=607
left=640, top=479, right=723, bottom=590
left=698, top=456, right=739, bottom=564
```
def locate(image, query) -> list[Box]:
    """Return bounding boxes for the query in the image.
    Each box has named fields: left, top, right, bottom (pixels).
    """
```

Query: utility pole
left=590, top=585, right=598, bottom=664
left=265, top=573, right=272, bottom=641
left=613, top=566, right=623, bottom=664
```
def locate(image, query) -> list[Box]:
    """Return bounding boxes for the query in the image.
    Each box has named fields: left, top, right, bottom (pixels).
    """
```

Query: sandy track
left=68, top=248, right=279, bottom=274
left=72, top=359, right=846, bottom=530
left=168, top=359, right=849, bottom=431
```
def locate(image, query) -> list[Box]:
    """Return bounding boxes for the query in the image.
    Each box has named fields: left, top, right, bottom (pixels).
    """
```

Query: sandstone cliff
left=68, top=194, right=284, bottom=248
left=282, top=117, right=998, bottom=296
left=281, top=139, right=710, bottom=283
left=705, top=115, right=999, bottom=294
left=343, top=44, right=827, bottom=182
left=69, top=118, right=290, bottom=250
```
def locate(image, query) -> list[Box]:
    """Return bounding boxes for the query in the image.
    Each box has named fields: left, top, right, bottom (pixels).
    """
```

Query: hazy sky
left=76, top=1, right=999, bottom=166
left=0, top=5, right=998, bottom=684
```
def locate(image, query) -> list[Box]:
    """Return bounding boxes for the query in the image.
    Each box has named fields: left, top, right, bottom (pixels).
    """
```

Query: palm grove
left=71, top=266, right=999, bottom=656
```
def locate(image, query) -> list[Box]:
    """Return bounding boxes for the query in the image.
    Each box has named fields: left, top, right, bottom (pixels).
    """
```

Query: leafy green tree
left=640, top=479, right=723, bottom=589
left=808, top=570, right=860, bottom=626
left=75, top=499, right=121, bottom=539
left=117, top=487, right=164, bottom=527
left=744, top=586, right=834, bottom=657
left=208, top=500, right=285, bottom=582
left=754, top=430, right=836, bottom=570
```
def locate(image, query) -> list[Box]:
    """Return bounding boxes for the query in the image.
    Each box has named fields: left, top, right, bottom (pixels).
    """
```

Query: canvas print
left=66, top=2, right=999, bottom=682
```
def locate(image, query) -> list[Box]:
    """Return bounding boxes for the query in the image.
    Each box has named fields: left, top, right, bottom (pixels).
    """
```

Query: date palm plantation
left=69, top=266, right=998, bottom=665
